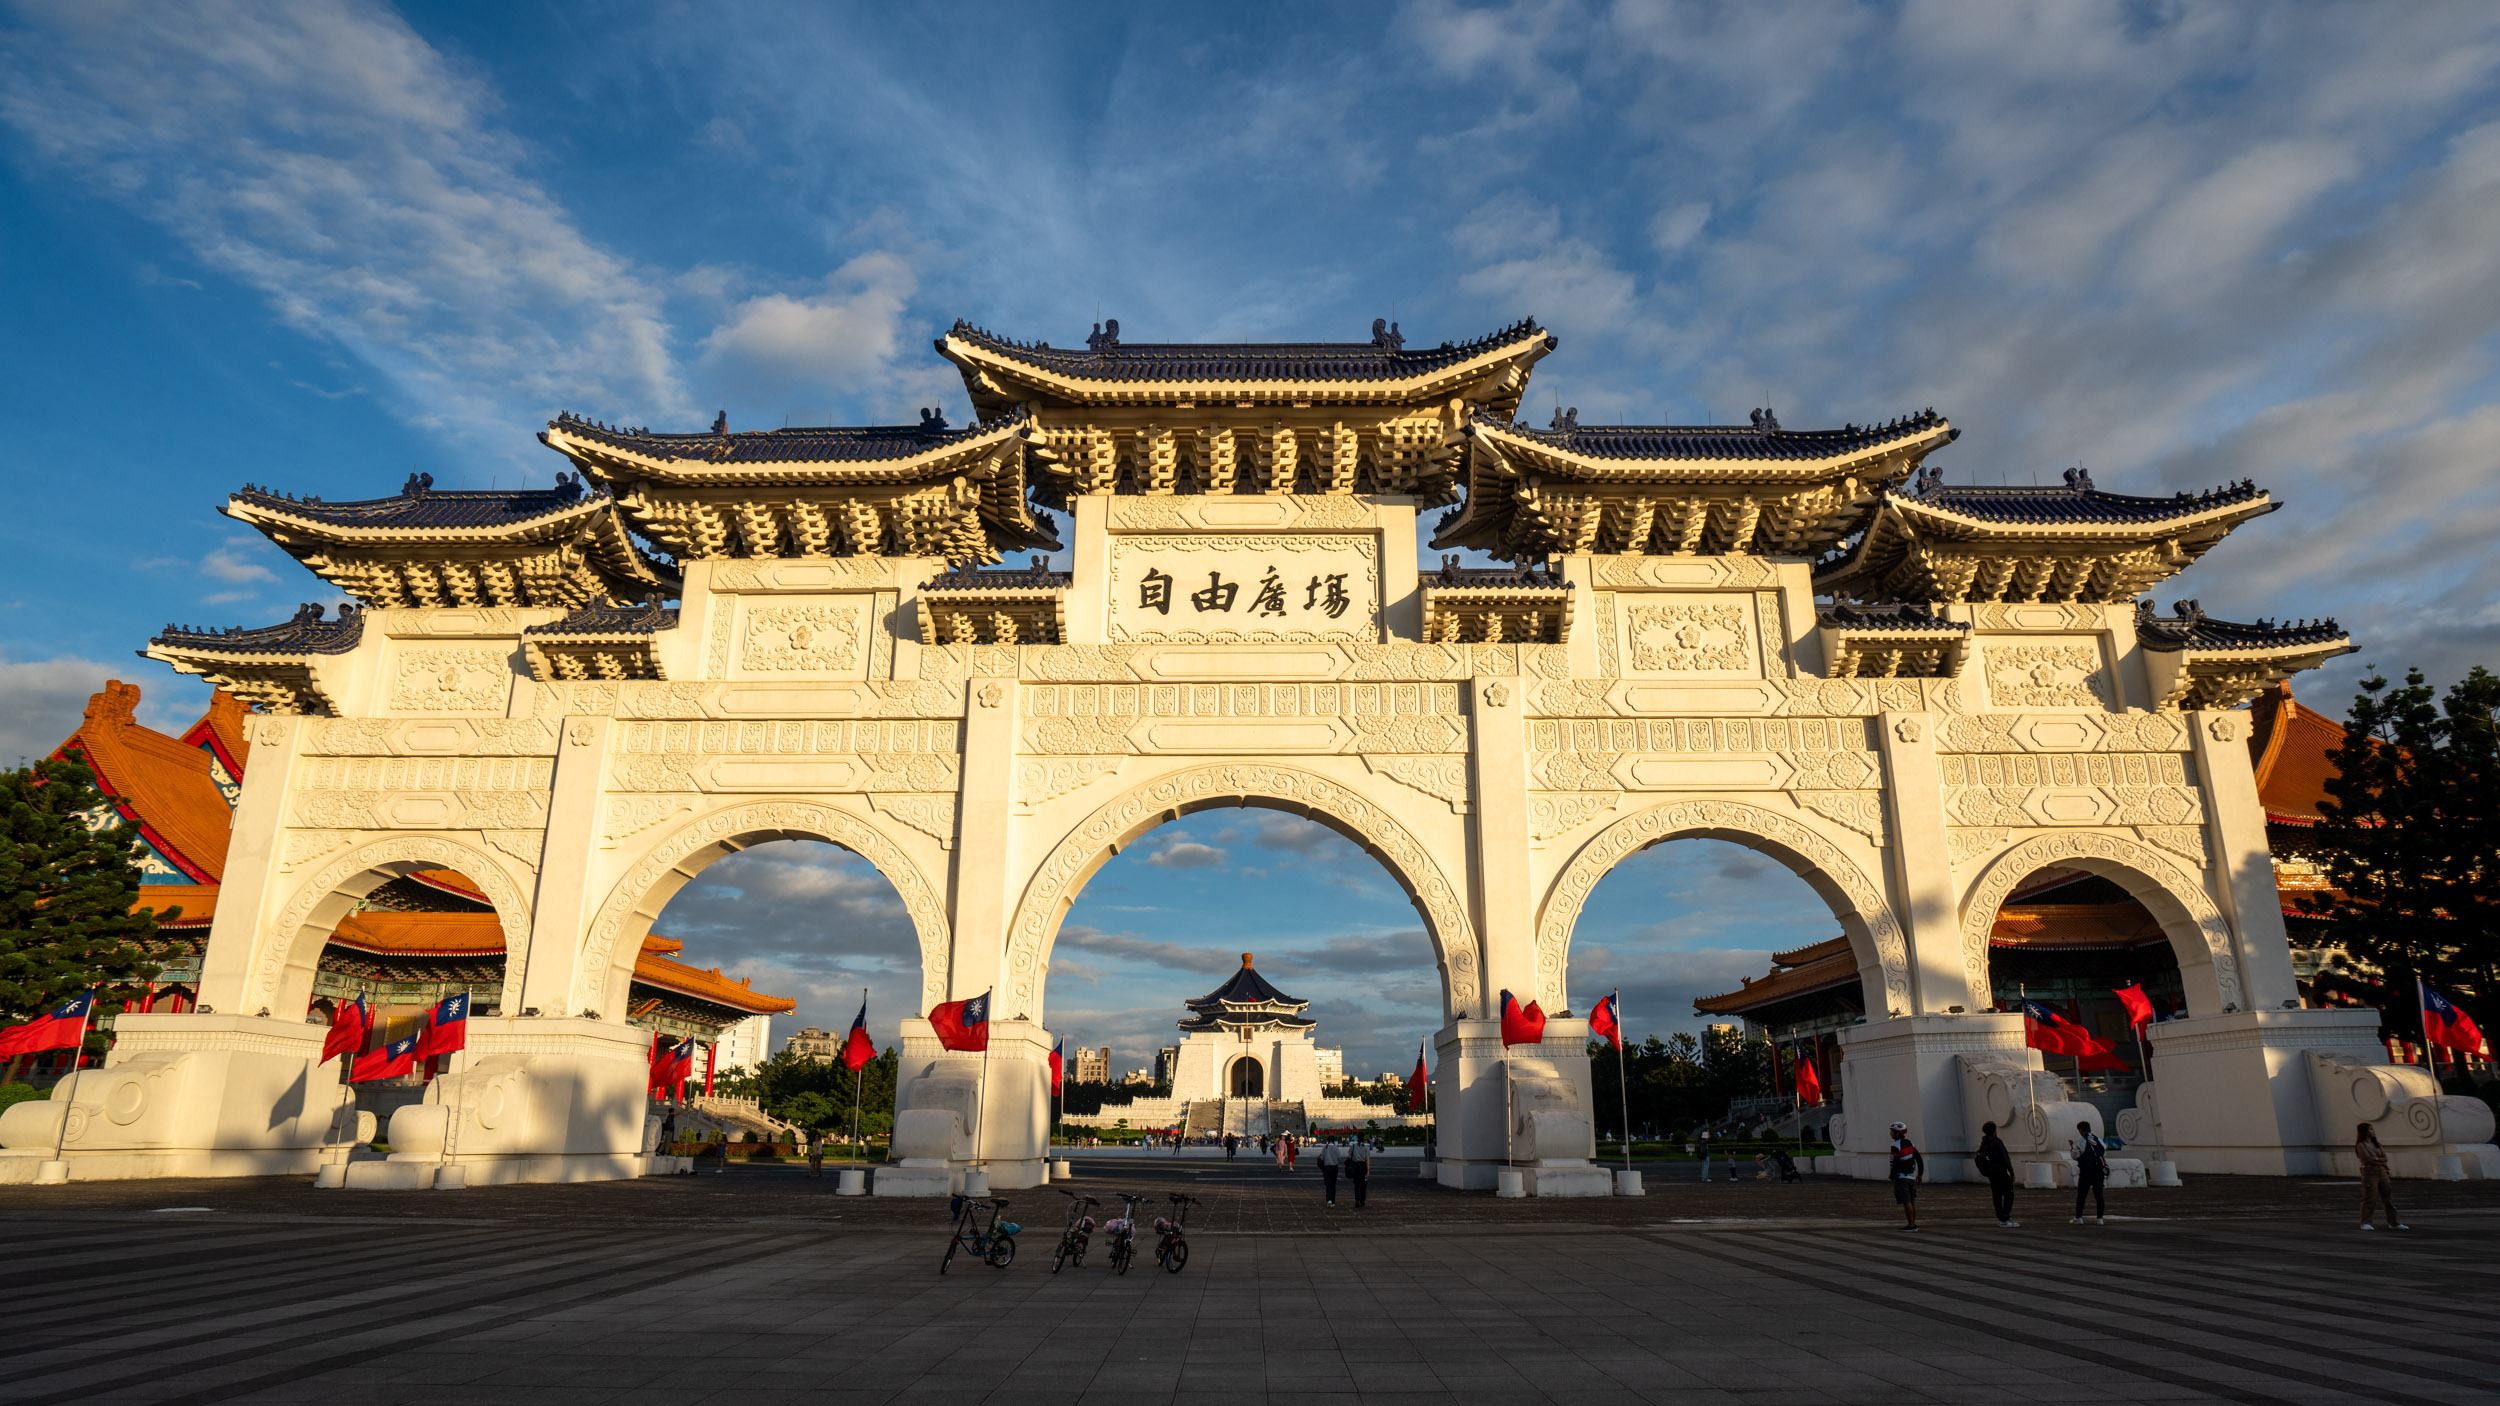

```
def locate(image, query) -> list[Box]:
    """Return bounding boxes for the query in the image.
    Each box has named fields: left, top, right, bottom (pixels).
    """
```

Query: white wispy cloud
left=0, top=0, right=690, bottom=467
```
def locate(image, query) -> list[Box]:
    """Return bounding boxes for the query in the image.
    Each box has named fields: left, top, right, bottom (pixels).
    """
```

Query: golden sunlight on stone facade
left=25, top=313, right=2491, bottom=1197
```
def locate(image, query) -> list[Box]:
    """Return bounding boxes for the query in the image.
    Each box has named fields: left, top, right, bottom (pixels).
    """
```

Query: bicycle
left=1153, top=1192, right=1196, bottom=1274
left=1103, top=1191, right=1144, bottom=1275
left=1051, top=1190, right=1100, bottom=1273
left=940, top=1194, right=1019, bottom=1274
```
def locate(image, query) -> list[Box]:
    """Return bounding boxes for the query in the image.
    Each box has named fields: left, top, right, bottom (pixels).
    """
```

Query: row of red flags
left=319, top=992, right=469, bottom=1081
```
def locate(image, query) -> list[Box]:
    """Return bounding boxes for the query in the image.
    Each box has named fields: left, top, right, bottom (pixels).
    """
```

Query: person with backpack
left=2071, top=1120, right=2108, bottom=1224
left=1347, top=1134, right=1371, bottom=1207
left=1975, top=1120, right=2018, bottom=1227
left=1888, top=1122, right=1924, bottom=1231
left=1316, top=1135, right=1344, bottom=1206
left=2356, top=1122, right=2408, bottom=1230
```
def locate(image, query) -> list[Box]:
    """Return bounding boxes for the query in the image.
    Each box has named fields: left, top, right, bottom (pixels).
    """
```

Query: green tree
left=0, top=758, right=166, bottom=1044
left=2308, top=666, right=2500, bottom=1044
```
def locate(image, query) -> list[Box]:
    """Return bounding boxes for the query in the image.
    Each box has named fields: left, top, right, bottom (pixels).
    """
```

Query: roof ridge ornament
left=401, top=471, right=434, bottom=497
left=2063, top=464, right=2096, bottom=493
left=1749, top=407, right=1781, bottom=431
left=1370, top=318, right=1404, bottom=352
left=1086, top=318, right=1120, bottom=352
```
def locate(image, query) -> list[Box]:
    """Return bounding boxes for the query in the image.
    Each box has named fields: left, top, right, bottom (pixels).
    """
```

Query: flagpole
left=47, top=992, right=95, bottom=1168
left=2417, top=975, right=2447, bottom=1148
left=1612, top=988, right=1631, bottom=1174
left=973, top=990, right=992, bottom=1169
left=851, top=986, right=866, bottom=1167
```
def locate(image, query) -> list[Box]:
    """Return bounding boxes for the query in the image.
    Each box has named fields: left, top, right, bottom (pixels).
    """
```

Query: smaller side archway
left=257, top=835, right=533, bottom=1016
left=1538, top=799, right=1915, bottom=1017
left=579, top=801, right=951, bottom=1018
left=1959, top=832, right=2243, bottom=1017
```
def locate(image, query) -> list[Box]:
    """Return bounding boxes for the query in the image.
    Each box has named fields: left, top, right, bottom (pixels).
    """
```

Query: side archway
left=1003, top=764, right=1481, bottom=1022
left=259, top=834, right=534, bottom=1015
left=1959, top=832, right=2242, bottom=1016
left=580, top=800, right=951, bottom=1018
left=1537, top=799, right=1915, bottom=1016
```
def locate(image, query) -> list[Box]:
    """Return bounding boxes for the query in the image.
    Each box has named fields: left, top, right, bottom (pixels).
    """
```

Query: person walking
left=2071, top=1121, right=2107, bottom=1225
left=1888, top=1122, right=1924, bottom=1232
left=1976, top=1120, right=2018, bottom=1227
left=2356, top=1122, right=2408, bottom=1230
left=1286, top=1133, right=1301, bottom=1172
left=1697, top=1127, right=1714, bottom=1183
left=806, top=1129, right=825, bottom=1178
left=1347, top=1133, right=1371, bottom=1208
left=1317, top=1136, right=1344, bottom=1206
left=1224, top=1132, right=1238, bottom=1159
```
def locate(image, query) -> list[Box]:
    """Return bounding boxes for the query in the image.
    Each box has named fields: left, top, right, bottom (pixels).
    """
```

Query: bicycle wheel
left=1162, top=1238, right=1189, bottom=1274
left=987, top=1234, right=1017, bottom=1269
left=1052, top=1236, right=1072, bottom=1273
left=940, top=1235, right=959, bottom=1275
left=1112, top=1238, right=1133, bottom=1274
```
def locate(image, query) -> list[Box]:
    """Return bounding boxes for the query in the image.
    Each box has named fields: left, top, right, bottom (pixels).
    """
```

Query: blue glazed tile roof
left=2135, top=601, right=2346, bottom=652
left=1893, top=478, right=2267, bottom=525
left=150, top=604, right=364, bottom=656
left=523, top=602, right=679, bottom=637
left=922, top=561, right=1071, bottom=592
left=1818, top=603, right=1969, bottom=635
left=1481, top=408, right=1949, bottom=462
left=229, top=474, right=601, bottom=530
left=546, top=409, right=1023, bottom=465
left=943, top=318, right=1549, bottom=383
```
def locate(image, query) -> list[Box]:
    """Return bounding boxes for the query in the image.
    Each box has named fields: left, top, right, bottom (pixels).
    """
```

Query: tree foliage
left=0, top=757, right=165, bottom=1024
left=2308, top=667, right=2500, bottom=1035
left=713, top=1046, right=900, bottom=1128
left=1585, top=1026, right=1779, bottom=1138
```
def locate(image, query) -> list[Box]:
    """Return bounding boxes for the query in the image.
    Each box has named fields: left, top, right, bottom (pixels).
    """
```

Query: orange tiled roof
left=1988, top=903, right=2167, bottom=949
left=178, top=689, right=253, bottom=778
left=56, top=681, right=233, bottom=884
left=130, top=883, right=218, bottom=929
left=1768, top=935, right=1851, bottom=967
left=330, top=910, right=508, bottom=956
left=1695, top=945, right=1858, bottom=1014
left=632, top=952, right=797, bottom=1015
left=2249, top=681, right=2347, bottom=826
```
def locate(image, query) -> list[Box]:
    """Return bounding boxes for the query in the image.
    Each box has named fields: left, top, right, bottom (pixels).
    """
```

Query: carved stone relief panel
left=1529, top=716, right=1876, bottom=793
left=1973, top=603, right=2104, bottom=632
left=1981, top=638, right=2110, bottom=709
left=1941, top=751, right=2198, bottom=827
left=1592, top=555, right=1775, bottom=590
left=1623, top=596, right=1755, bottom=675
left=1021, top=681, right=1464, bottom=756
left=386, top=642, right=516, bottom=714
left=1363, top=755, right=1472, bottom=812
left=710, top=557, right=900, bottom=592
left=735, top=596, right=869, bottom=677
left=1527, top=791, right=1621, bottom=841
left=1106, top=533, right=1379, bottom=643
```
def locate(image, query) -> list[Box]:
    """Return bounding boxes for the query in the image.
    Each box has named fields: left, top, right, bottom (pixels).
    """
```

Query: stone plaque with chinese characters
left=1107, top=534, right=1379, bottom=643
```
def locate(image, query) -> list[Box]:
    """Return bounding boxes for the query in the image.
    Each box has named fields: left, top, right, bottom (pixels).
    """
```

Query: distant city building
left=1153, top=1045, right=1179, bottom=1083
left=1072, top=1046, right=1110, bottom=1083
left=785, top=1025, right=840, bottom=1062
left=1123, top=1068, right=1155, bottom=1085
left=1376, top=1071, right=1404, bottom=1088
left=715, top=1013, right=770, bottom=1071
left=1315, top=1045, right=1345, bottom=1087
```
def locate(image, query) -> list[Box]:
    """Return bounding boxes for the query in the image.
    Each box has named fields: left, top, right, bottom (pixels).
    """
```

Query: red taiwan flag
left=930, top=991, right=990, bottom=1052
left=2114, top=984, right=2156, bottom=1030
left=320, top=994, right=371, bottom=1065
left=1048, top=1037, right=1064, bottom=1095
left=1407, top=1038, right=1429, bottom=1112
left=2021, top=999, right=2089, bottom=1056
left=648, top=1036, right=695, bottom=1095
left=351, top=1032, right=420, bottom=1083
left=1590, top=993, right=1622, bottom=1050
left=2423, top=980, right=2485, bottom=1054
left=1499, top=990, right=1546, bottom=1047
left=1795, top=1048, right=1825, bottom=1107
left=0, top=991, right=94, bottom=1057
left=840, top=998, right=877, bottom=1072
left=414, top=991, right=470, bottom=1061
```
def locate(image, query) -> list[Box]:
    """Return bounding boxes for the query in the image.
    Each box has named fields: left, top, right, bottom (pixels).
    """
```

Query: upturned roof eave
left=221, top=492, right=614, bottom=542
left=936, top=329, right=1554, bottom=411
left=545, top=419, right=1028, bottom=487
left=1464, top=418, right=1953, bottom=482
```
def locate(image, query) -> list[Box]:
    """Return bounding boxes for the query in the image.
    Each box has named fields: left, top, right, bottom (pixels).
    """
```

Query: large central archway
left=1958, top=832, right=2243, bottom=1016
left=1003, top=764, right=1481, bottom=1023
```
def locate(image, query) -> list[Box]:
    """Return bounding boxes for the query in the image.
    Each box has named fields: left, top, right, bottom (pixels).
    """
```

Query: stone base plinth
left=1524, top=1163, right=1612, bottom=1197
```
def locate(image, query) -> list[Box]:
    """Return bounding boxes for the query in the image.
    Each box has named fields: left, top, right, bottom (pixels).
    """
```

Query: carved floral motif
left=1017, top=758, right=1125, bottom=807
left=1527, top=791, right=1620, bottom=841
left=1984, top=643, right=2108, bottom=709
left=741, top=602, right=863, bottom=672
left=388, top=645, right=513, bottom=713
left=1627, top=602, right=1749, bottom=672
left=1796, top=791, right=1889, bottom=845
left=1363, top=755, right=1471, bottom=811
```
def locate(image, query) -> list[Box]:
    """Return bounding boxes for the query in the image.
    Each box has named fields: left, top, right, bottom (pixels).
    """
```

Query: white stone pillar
left=953, top=675, right=1016, bottom=1005
left=2188, top=709, right=2301, bottom=1012
left=1467, top=675, right=1531, bottom=1014
left=517, top=714, right=612, bottom=1019
left=1875, top=710, right=1976, bottom=1014
left=194, top=713, right=302, bottom=1015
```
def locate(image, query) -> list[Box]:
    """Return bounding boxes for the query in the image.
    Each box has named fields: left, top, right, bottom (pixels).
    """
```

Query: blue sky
left=3, top=2, right=2495, bottom=1064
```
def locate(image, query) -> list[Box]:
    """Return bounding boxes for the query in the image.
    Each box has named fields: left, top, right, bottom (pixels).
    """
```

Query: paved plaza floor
left=5, top=1160, right=2499, bottom=1405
